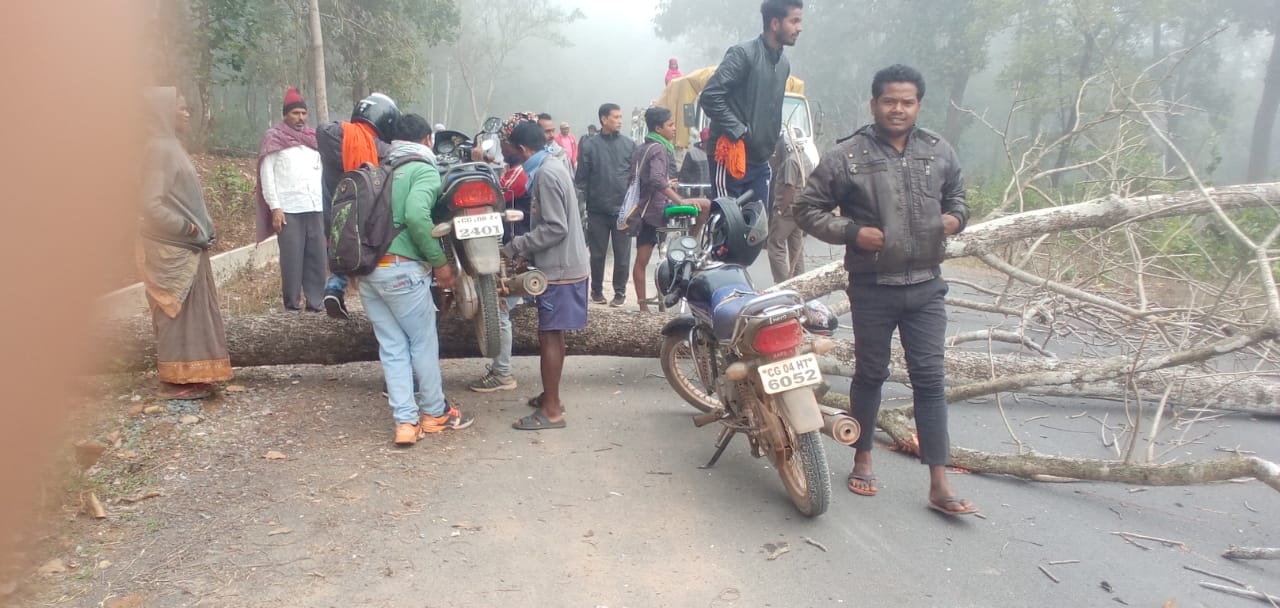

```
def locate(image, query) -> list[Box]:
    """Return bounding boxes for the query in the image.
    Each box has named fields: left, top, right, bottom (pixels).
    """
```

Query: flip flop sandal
left=512, top=410, right=566, bottom=431
left=928, top=497, right=979, bottom=516
left=847, top=472, right=878, bottom=496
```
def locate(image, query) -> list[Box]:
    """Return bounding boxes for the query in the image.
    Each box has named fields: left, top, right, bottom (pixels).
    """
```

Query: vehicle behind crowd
left=655, top=190, right=853, bottom=517
left=430, top=117, right=546, bottom=356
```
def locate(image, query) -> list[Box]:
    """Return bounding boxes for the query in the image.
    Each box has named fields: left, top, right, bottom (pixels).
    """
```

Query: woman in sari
left=136, top=87, right=233, bottom=399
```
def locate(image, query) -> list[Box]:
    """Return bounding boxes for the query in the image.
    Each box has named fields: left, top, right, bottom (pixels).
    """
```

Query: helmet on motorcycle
left=351, top=93, right=400, bottom=142
left=707, top=194, right=768, bottom=266
left=802, top=299, right=839, bottom=336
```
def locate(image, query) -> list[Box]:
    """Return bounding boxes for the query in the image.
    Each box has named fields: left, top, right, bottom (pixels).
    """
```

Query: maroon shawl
left=254, top=121, right=318, bottom=243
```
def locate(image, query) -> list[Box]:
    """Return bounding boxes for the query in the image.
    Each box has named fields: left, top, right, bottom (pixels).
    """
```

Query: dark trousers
left=586, top=212, right=632, bottom=298
left=846, top=277, right=951, bottom=465
left=709, top=154, right=772, bottom=212
left=278, top=211, right=327, bottom=310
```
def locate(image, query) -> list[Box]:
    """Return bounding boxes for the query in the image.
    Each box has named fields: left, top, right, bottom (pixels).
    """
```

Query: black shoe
left=609, top=294, right=626, bottom=307
left=323, top=291, right=349, bottom=320
left=591, top=293, right=607, bottom=305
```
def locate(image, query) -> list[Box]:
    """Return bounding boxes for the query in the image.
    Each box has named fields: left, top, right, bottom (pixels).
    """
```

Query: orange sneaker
left=394, top=423, right=420, bottom=445
left=419, top=405, right=475, bottom=433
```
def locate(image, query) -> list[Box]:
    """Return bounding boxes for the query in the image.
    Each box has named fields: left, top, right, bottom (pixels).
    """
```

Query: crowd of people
left=136, top=0, right=978, bottom=514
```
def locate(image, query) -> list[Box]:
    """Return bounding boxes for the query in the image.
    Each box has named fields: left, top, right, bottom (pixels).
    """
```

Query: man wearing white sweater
left=256, top=88, right=326, bottom=312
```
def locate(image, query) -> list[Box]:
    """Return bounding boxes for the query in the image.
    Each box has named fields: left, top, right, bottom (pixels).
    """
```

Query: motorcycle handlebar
left=733, top=190, right=755, bottom=207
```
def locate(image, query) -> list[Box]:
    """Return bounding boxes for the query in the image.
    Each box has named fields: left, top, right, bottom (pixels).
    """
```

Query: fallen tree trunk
left=100, top=304, right=1280, bottom=414
left=821, top=394, right=1280, bottom=494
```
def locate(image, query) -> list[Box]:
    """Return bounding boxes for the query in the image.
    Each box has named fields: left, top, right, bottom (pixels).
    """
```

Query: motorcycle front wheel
left=474, top=274, right=503, bottom=358
left=658, top=333, right=720, bottom=413
left=760, top=395, right=831, bottom=517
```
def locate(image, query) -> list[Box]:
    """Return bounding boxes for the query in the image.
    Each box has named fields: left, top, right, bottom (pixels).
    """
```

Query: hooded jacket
left=699, top=35, right=790, bottom=165
left=139, top=87, right=214, bottom=252
left=794, top=125, right=969, bottom=285
left=383, top=141, right=447, bottom=268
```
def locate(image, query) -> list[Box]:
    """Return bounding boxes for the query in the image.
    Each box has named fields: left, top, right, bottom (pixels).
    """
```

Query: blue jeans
left=326, top=274, right=348, bottom=293
left=709, top=155, right=772, bottom=213
left=357, top=261, right=446, bottom=423
left=491, top=295, right=524, bottom=377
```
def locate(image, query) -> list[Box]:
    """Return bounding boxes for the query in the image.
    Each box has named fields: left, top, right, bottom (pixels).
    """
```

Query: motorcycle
left=430, top=117, right=542, bottom=356
left=654, top=191, right=859, bottom=517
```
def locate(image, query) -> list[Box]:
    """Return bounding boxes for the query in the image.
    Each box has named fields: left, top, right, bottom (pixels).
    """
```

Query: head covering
left=560, top=121, right=570, bottom=129
left=283, top=87, right=306, bottom=115
left=434, top=123, right=446, bottom=132
left=500, top=111, right=539, bottom=143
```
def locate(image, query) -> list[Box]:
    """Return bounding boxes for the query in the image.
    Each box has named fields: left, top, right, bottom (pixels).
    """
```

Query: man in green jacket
left=360, top=114, right=474, bottom=446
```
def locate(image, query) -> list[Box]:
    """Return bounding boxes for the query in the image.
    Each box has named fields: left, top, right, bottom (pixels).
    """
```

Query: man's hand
left=855, top=226, right=885, bottom=252
left=513, top=256, right=530, bottom=273
left=433, top=264, right=456, bottom=290
left=942, top=214, right=960, bottom=236
left=272, top=209, right=287, bottom=233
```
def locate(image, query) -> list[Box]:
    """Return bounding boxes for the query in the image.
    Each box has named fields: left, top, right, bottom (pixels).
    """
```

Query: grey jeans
left=277, top=211, right=327, bottom=310
left=586, top=212, right=632, bottom=298
left=846, top=277, right=951, bottom=465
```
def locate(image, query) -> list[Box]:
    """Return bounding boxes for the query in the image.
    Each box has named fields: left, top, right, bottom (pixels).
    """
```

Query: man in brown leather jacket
left=793, top=64, right=977, bottom=516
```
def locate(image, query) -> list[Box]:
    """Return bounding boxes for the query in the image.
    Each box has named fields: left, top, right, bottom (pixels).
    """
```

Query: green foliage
left=187, top=0, right=264, bottom=85
left=205, top=162, right=256, bottom=215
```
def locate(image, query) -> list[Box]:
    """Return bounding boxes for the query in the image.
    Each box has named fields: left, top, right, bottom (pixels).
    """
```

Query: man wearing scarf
left=501, top=121, right=590, bottom=430
left=254, top=88, right=324, bottom=312
left=137, top=87, right=233, bottom=399
left=316, top=93, right=398, bottom=318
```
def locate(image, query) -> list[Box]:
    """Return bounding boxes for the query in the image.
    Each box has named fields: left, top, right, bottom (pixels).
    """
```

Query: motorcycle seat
left=710, top=288, right=804, bottom=342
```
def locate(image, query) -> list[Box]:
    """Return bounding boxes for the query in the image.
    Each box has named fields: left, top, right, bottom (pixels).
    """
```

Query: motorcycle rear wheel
left=658, top=334, right=720, bottom=413
left=760, top=395, right=831, bottom=517
left=474, top=274, right=502, bottom=358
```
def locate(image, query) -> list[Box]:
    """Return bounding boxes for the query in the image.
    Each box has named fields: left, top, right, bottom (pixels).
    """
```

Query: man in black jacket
left=794, top=64, right=978, bottom=516
left=699, top=0, right=802, bottom=209
left=575, top=103, right=636, bottom=306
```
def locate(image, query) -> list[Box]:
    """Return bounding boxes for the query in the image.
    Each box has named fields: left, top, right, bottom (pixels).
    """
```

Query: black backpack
left=326, top=157, right=421, bottom=276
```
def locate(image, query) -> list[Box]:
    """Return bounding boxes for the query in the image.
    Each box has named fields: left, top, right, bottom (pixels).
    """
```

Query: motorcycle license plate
left=757, top=353, right=822, bottom=395
left=453, top=212, right=503, bottom=240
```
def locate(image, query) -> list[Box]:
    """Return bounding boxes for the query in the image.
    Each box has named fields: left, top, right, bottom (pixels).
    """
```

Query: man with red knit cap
left=254, top=87, right=325, bottom=312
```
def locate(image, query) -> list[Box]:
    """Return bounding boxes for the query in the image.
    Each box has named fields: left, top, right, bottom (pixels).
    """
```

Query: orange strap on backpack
left=714, top=135, right=747, bottom=180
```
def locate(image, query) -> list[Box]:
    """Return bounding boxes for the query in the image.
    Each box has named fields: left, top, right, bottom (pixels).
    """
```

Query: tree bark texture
left=307, top=0, right=329, bottom=124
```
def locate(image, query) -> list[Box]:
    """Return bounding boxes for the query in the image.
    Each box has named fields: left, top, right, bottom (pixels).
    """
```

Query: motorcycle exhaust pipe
left=505, top=270, right=548, bottom=298
left=819, top=406, right=860, bottom=446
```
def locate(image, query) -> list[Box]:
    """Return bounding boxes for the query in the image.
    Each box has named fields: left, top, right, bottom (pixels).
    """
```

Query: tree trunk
left=942, top=69, right=972, bottom=145
left=1247, top=23, right=1280, bottom=182
left=99, top=184, right=1280, bottom=411
left=307, top=0, right=329, bottom=124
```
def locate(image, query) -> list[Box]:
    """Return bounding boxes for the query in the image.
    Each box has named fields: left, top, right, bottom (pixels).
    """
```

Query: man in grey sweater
left=501, top=121, right=590, bottom=430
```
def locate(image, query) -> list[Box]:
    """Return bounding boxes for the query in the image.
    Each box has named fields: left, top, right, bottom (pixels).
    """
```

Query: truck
left=650, top=65, right=821, bottom=173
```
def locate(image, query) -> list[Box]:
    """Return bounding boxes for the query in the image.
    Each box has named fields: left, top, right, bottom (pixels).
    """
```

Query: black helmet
left=708, top=194, right=768, bottom=266
left=352, top=93, right=400, bottom=142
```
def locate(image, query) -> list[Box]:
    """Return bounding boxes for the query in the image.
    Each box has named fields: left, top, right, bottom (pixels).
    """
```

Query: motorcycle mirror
left=482, top=116, right=501, bottom=133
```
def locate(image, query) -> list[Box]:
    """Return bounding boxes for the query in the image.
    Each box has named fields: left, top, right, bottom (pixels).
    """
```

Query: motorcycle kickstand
left=698, top=427, right=736, bottom=470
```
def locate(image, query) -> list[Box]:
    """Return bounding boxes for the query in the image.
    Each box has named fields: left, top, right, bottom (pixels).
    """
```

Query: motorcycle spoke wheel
left=658, top=334, right=720, bottom=413
left=757, top=395, right=831, bottom=517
